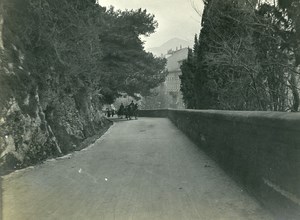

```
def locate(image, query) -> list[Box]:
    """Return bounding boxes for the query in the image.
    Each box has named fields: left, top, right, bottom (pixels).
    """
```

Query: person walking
left=106, top=107, right=111, bottom=117
left=118, top=103, right=125, bottom=118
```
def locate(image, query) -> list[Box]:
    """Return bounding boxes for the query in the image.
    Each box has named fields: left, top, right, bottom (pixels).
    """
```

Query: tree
left=0, top=0, right=167, bottom=162
left=180, top=0, right=299, bottom=111
left=2, top=0, right=166, bottom=106
left=253, top=4, right=294, bottom=111
left=277, top=0, right=300, bottom=111
left=180, top=47, right=197, bottom=108
left=182, top=0, right=260, bottom=110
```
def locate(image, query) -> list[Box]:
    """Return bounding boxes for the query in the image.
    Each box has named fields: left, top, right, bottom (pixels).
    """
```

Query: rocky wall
left=0, top=88, right=111, bottom=174
left=0, top=0, right=112, bottom=174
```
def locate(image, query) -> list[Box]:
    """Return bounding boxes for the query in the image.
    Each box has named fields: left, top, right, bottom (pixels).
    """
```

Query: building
left=142, top=47, right=188, bottom=109
left=164, top=47, right=188, bottom=109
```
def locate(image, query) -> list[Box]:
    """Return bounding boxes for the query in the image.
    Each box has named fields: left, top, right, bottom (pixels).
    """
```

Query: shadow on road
left=108, top=117, right=138, bottom=123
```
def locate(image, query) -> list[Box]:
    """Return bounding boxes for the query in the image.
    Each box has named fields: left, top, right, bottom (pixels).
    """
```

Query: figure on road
left=106, top=107, right=111, bottom=117
left=126, top=101, right=135, bottom=120
left=129, top=100, right=134, bottom=109
left=118, top=103, right=125, bottom=118
left=125, top=105, right=131, bottom=120
left=116, top=101, right=138, bottom=120
left=133, top=103, right=138, bottom=119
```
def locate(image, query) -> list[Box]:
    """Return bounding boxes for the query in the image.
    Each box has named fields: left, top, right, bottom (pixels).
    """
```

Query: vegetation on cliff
left=0, top=0, right=166, bottom=172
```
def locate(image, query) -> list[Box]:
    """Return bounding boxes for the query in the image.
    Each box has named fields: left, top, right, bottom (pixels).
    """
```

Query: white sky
left=99, top=0, right=204, bottom=49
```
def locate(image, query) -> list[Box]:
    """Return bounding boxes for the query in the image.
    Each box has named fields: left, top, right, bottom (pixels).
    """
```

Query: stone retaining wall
left=140, top=109, right=300, bottom=219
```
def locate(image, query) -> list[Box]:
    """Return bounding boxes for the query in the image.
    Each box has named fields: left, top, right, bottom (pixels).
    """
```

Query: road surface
left=2, top=118, right=273, bottom=220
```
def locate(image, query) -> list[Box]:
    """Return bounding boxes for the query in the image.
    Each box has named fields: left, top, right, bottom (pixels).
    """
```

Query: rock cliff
left=0, top=2, right=111, bottom=173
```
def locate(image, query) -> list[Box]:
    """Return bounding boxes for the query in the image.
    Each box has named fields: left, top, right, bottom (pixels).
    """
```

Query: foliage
left=180, top=0, right=300, bottom=111
left=180, top=47, right=197, bottom=108
left=0, top=0, right=167, bottom=167
left=1, top=0, right=167, bottom=109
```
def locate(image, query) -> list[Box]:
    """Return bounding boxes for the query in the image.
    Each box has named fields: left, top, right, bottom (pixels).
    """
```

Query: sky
left=99, top=0, right=204, bottom=49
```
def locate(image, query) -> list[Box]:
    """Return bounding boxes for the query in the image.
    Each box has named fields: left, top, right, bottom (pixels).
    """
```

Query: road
left=2, top=118, right=273, bottom=220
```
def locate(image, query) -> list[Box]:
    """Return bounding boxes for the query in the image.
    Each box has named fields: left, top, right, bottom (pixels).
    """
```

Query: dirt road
left=2, top=118, right=273, bottom=220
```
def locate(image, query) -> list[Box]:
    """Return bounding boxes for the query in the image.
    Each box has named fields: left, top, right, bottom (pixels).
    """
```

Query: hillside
left=147, top=38, right=192, bottom=57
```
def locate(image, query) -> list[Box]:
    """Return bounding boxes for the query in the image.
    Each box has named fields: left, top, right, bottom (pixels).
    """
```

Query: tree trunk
left=290, top=72, right=299, bottom=112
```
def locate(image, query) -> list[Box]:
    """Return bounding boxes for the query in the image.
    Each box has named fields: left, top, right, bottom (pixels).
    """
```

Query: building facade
left=142, top=47, right=188, bottom=109
left=163, top=47, right=188, bottom=109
